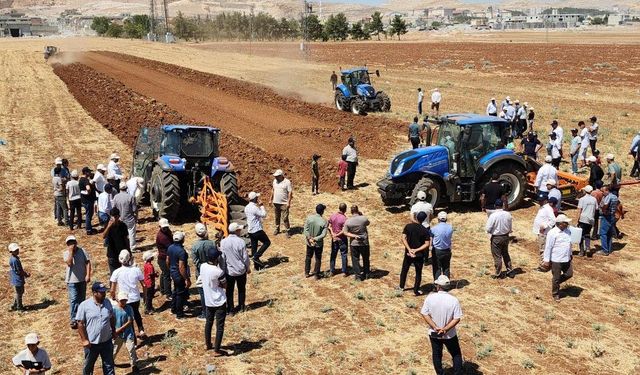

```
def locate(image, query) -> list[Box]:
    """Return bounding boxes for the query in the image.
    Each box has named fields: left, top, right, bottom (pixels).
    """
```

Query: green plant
left=510, top=287, right=520, bottom=294
left=463, top=63, right=475, bottom=70
left=326, top=336, right=340, bottom=344
left=616, top=306, right=626, bottom=316
left=355, top=291, right=366, bottom=300
left=376, top=318, right=386, bottom=327
left=406, top=369, right=418, bottom=375
left=161, top=331, right=192, bottom=356
left=320, top=305, right=333, bottom=313
left=536, top=344, right=546, bottom=354
left=275, top=364, right=285, bottom=375
left=592, top=323, right=606, bottom=333
left=522, top=359, right=535, bottom=369
left=591, top=342, right=605, bottom=357
left=405, top=301, right=416, bottom=308
left=476, top=343, right=493, bottom=359
left=476, top=266, right=489, bottom=277
left=479, top=323, right=488, bottom=333
left=304, top=347, right=316, bottom=357
left=565, top=339, right=576, bottom=349
left=544, top=310, right=555, bottom=322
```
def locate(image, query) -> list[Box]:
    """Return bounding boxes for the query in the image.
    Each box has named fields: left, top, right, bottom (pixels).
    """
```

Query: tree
left=390, top=14, right=408, bottom=40
left=324, top=13, right=349, bottom=41
left=369, top=11, right=385, bottom=40
left=301, top=14, right=324, bottom=41
left=123, top=14, right=150, bottom=39
left=591, top=16, right=605, bottom=25
left=350, top=21, right=368, bottom=40
left=91, top=16, right=111, bottom=36
left=173, top=11, right=197, bottom=40
left=105, top=23, right=123, bottom=38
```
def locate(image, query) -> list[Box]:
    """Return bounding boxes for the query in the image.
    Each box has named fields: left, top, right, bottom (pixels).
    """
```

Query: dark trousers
left=330, top=238, right=348, bottom=274
left=399, top=254, right=425, bottom=293
left=12, top=285, right=24, bottom=310
left=351, top=245, right=370, bottom=280
left=631, top=151, right=639, bottom=176
left=590, top=139, right=597, bottom=154
left=69, top=199, right=82, bottom=229
left=128, top=300, right=145, bottom=333
left=418, top=101, right=423, bottom=115
left=346, top=162, right=357, bottom=189
left=410, top=137, right=420, bottom=149
left=517, top=119, right=527, bottom=138
left=430, top=336, right=463, bottom=375
left=432, top=248, right=451, bottom=280
left=83, top=201, right=94, bottom=233
left=158, top=258, right=172, bottom=296
left=312, top=175, right=319, bottom=193
left=83, top=340, right=115, bottom=375
left=551, top=261, right=573, bottom=297
left=107, top=258, right=119, bottom=276
left=490, top=235, right=512, bottom=275
left=338, top=175, right=345, bottom=190
left=578, top=222, right=592, bottom=255
left=198, top=287, right=206, bottom=317
left=305, top=245, right=323, bottom=276
left=204, top=303, right=227, bottom=350
left=592, top=211, right=600, bottom=238
left=226, top=274, right=247, bottom=312
left=144, top=285, right=155, bottom=312
left=171, top=277, right=188, bottom=318
left=249, top=230, right=271, bottom=261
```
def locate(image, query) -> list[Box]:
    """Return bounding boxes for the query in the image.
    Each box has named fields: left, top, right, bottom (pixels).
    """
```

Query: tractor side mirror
left=375, top=69, right=380, bottom=77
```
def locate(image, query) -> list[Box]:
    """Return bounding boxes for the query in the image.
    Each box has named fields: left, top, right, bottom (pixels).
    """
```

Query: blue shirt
left=9, top=255, right=25, bottom=286
left=113, top=304, right=135, bottom=340
left=168, top=243, right=189, bottom=280
left=409, top=122, right=420, bottom=138
left=75, top=298, right=114, bottom=344
left=431, top=222, right=453, bottom=250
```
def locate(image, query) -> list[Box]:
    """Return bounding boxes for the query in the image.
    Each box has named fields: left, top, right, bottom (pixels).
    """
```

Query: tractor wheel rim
left=427, top=188, right=438, bottom=207
left=500, top=174, right=520, bottom=205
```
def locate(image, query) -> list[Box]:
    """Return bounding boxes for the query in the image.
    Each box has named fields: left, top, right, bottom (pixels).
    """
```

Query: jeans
left=571, top=152, right=579, bottom=174
left=158, top=257, right=172, bottom=296
left=430, top=336, right=463, bottom=375
left=98, top=212, right=110, bottom=226
left=83, top=201, right=94, bottom=232
left=198, top=287, right=206, bottom=317
left=128, top=300, right=145, bottom=333
left=399, top=254, right=425, bottom=293
left=171, top=277, right=188, bottom=318
left=490, top=235, right=512, bottom=275
left=350, top=245, right=370, bottom=280
left=55, top=195, right=68, bottom=225
left=599, top=215, right=615, bottom=254
left=551, top=261, right=573, bottom=297
left=113, top=336, right=137, bottom=366
left=83, top=340, right=115, bottom=375
left=249, top=230, right=271, bottom=262
left=226, top=274, right=247, bottom=313
left=432, top=248, right=451, bottom=280
left=144, top=285, right=155, bottom=312
left=68, top=281, right=87, bottom=323
left=346, top=161, right=357, bottom=189
left=12, top=285, right=24, bottom=309
left=578, top=222, right=592, bottom=255
left=305, top=245, right=323, bottom=276
left=273, top=204, right=290, bottom=233
left=69, top=199, right=82, bottom=229
left=204, top=303, right=227, bottom=350
left=330, top=238, right=348, bottom=274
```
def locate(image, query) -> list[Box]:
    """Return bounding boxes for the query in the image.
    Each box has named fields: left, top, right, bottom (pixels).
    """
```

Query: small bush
left=275, top=364, right=285, bottom=375
left=592, top=323, right=606, bottom=333
left=536, top=344, right=546, bottom=354
left=326, top=336, right=340, bottom=344
left=566, top=339, right=576, bottom=349
left=591, top=342, right=605, bottom=358
left=463, top=63, right=475, bottom=69
left=320, top=305, right=334, bottom=313
left=522, top=359, right=535, bottom=369
left=405, top=301, right=416, bottom=308
left=476, top=343, right=493, bottom=359
left=616, top=306, right=626, bottom=316
left=546, top=60, right=559, bottom=65
left=479, top=323, right=488, bottom=333
left=544, top=310, right=555, bottom=322
left=355, top=291, right=366, bottom=300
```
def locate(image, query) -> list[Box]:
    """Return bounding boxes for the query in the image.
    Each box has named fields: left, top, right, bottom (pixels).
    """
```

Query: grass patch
left=592, top=323, right=606, bottom=333
left=479, top=322, right=488, bottom=333
left=463, top=63, right=475, bottom=70
left=535, top=344, right=546, bottom=354
left=545, top=60, right=559, bottom=65
left=320, top=305, right=334, bottom=313
left=544, top=310, right=555, bottom=322
left=616, top=306, right=626, bottom=316
left=476, top=266, right=489, bottom=277
left=161, top=331, right=193, bottom=356
left=521, top=358, right=535, bottom=369
left=275, top=364, right=285, bottom=375
left=591, top=342, right=605, bottom=358
left=355, top=291, right=366, bottom=300
left=326, top=335, right=340, bottom=344
left=565, top=339, right=576, bottom=349
left=476, top=343, right=493, bottom=359
left=405, top=301, right=416, bottom=308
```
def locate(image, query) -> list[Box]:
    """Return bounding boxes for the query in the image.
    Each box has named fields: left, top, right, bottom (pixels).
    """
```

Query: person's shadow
left=222, top=339, right=268, bottom=356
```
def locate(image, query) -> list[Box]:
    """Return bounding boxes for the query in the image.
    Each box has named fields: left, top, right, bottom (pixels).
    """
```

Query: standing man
left=97, top=184, right=113, bottom=229
left=534, top=156, right=557, bottom=200
left=192, top=223, right=216, bottom=321
left=576, top=185, right=597, bottom=256
left=505, top=101, right=516, bottom=137
left=201, top=248, right=228, bottom=357
left=431, top=88, right=442, bottom=117
left=342, top=205, right=370, bottom=281
left=479, top=173, right=507, bottom=216
left=67, top=170, right=83, bottom=230
left=408, top=116, right=421, bottom=149
left=220, top=223, right=251, bottom=315
left=107, top=153, right=124, bottom=191
left=533, top=197, right=557, bottom=261
left=102, top=207, right=130, bottom=275
left=486, top=97, right=497, bottom=116
left=516, top=101, right=527, bottom=137
left=399, top=212, right=431, bottom=295
left=168, top=231, right=191, bottom=320
left=12, top=333, right=52, bottom=374
left=420, top=275, right=463, bottom=375
left=485, top=199, right=514, bottom=279
left=303, top=204, right=328, bottom=279
left=330, top=71, right=338, bottom=90
left=548, top=132, right=562, bottom=169
left=521, top=132, right=542, bottom=160
left=92, top=164, right=107, bottom=194
left=342, top=137, right=358, bottom=190
left=328, top=203, right=349, bottom=276
left=587, top=156, right=604, bottom=188
left=431, top=212, right=453, bottom=281
left=542, top=215, right=574, bottom=302
left=52, top=166, right=68, bottom=227
left=417, top=88, right=424, bottom=116
left=591, top=181, right=604, bottom=240
left=578, top=121, right=590, bottom=168
left=75, top=281, right=116, bottom=375
left=588, top=116, right=599, bottom=154
left=156, top=218, right=173, bottom=300
left=598, top=186, right=619, bottom=256
left=570, top=128, right=581, bottom=174
left=528, top=106, right=535, bottom=131
left=245, top=192, right=270, bottom=269
left=109, top=250, right=146, bottom=339
left=79, top=167, right=96, bottom=235
left=8, top=243, right=30, bottom=312
left=112, top=182, right=137, bottom=251
left=500, top=96, right=510, bottom=112
left=410, top=191, right=434, bottom=223
left=550, top=120, right=564, bottom=147
left=271, top=169, right=292, bottom=238
left=63, top=235, right=91, bottom=330
left=546, top=179, right=562, bottom=211
left=605, top=154, right=622, bottom=196
left=629, top=130, right=640, bottom=178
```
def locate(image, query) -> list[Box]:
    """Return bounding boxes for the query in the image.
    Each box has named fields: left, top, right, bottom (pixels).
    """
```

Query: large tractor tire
left=379, top=92, right=391, bottom=112
left=150, top=164, right=181, bottom=221
left=487, top=164, right=527, bottom=209
left=335, top=91, right=349, bottom=112
left=228, top=204, right=250, bottom=245
left=220, top=171, right=240, bottom=204
left=351, top=97, right=365, bottom=115
left=409, top=176, right=441, bottom=208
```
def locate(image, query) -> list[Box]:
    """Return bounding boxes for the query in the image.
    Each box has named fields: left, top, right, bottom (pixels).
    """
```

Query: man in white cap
left=410, top=190, right=433, bottom=224
left=92, top=164, right=108, bottom=194
left=12, top=333, right=52, bottom=374
left=200, top=247, right=228, bottom=356
left=546, top=179, right=562, bottom=210
left=542, top=214, right=574, bottom=302
left=587, top=155, right=604, bottom=188
left=112, top=181, right=137, bottom=251
left=168, top=231, right=191, bottom=319
left=245, top=191, right=270, bottom=270
left=430, top=88, right=441, bottom=117
left=110, top=250, right=146, bottom=338
left=516, top=100, right=527, bottom=138
left=52, top=163, right=69, bottom=226
left=270, top=169, right=292, bottom=237
left=576, top=185, right=597, bottom=256
left=192, top=222, right=217, bottom=321
left=63, top=235, right=92, bottom=329
left=500, top=96, right=510, bottom=112
left=107, top=153, right=124, bottom=192
left=97, top=184, right=113, bottom=228
left=629, top=130, right=640, bottom=178
left=126, top=176, right=145, bottom=203
left=598, top=185, right=619, bottom=256
left=430, top=211, right=453, bottom=282
left=528, top=106, right=535, bottom=131
left=8, top=243, right=30, bottom=312
left=533, top=196, right=557, bottom=260
left=342, top=137, right=358, bottom=189
left=67, top=169, right=83, bottom=231
left=420, top=274, right=463, bottom=375
left=548, top=131, right=562, bottom=168
left=578, top=121, right=590, bottom=168
left=605, top=154, right=621, bottom=196
left=534, top=155, right=557, bottom=200
left=220, top=222, right=251, bottom=315
left=486, top=97, right=497, bottom=116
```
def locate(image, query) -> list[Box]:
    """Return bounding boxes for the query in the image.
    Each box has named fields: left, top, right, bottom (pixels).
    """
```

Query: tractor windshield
left=161, top=129, right=217, bottom=158
left=353, top=70, right=370, bottom=85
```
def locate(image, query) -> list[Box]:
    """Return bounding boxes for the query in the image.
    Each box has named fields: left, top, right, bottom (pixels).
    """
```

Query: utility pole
left=301, top=0, right=313, bottom=53
left=250, top=5, right=255, bottom=56
left=149, top=0, right=156, bottom=41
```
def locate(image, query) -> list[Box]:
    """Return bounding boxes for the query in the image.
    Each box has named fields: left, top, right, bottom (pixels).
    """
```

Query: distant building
left=608, top=14, right=631, bottom=25
left=431, top=8, right=455, bottom=20
left=1, top=10, right=58, bottom=37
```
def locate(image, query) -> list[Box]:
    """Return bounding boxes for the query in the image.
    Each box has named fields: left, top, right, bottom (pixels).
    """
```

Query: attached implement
left=44, top=46, right=57, bottom=60
left=189, top=177, right=230, bottom=236
left=523, top=156, right=588, bottom=202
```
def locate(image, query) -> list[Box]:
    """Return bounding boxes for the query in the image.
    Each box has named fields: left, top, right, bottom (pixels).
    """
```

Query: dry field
left=1, top=34, right=639, bottom=375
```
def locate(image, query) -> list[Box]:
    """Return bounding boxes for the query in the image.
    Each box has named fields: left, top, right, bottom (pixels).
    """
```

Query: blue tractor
left=335, top=67, right=391, bottom=115
left=132, top=125, right=244, bottom=228
left=377, top=114, right=528, bottom=209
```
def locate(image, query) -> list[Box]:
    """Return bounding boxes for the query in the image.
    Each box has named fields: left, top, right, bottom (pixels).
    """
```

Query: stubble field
left=1, top=33, right=639, bottom=375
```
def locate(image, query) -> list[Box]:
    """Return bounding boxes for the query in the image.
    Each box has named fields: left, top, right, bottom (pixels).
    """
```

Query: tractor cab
left=341, top=68, right=372, bottom=94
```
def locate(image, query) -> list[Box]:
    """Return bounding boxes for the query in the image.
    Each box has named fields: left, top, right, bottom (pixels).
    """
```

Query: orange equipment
left=523, top=156, right=588, bottom=201
left=189, top=177, right=229, bottom=237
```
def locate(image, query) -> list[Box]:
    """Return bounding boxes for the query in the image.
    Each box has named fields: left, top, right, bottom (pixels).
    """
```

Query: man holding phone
left=12, top=333, right=52, bottom=374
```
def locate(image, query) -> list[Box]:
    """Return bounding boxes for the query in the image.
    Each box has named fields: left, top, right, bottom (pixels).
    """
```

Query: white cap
left=117, top=291, right=129, bottom=301
left=437, top=211, right=448, bottom=221
left=96, top=163, right=106, bottom=171
left=248, top=192, right=260, bottom=200
left=142, top=250, right=156, bottom=262
left=118, top=249, right=131, bottom=264
left=65, top=235, right=77, bottom=244
left=110, top=153, right=120, bottom=160
left=70, top=169, right=79, bottom=178
left=417, top=191, right=427, bottom=201
left=523, top=102, right=528, bottom=106
left=514, top=99, right=520, bottom=104
left=8, top=243, right=19, bottom=252
left=173, top=231, right=185, bottom=242
left=587, top=156, right=597, bottom=162
left=529, top=107, right=534, bottom=111
left=158, top=218, right=170, bottom=228
left=583, top=185, right=593, bottom=193
left=54, top=157, right=62, bottom=165
left=25, top=333, right=40, bottom=345
left=506, top=96, right=511, bottom=100
left=119, top=181, right=127, bottom=190
left=490, top=97, right=495, bottom=101
left=273, top=169, right=283, bottom=177
left=545, top=179, right=557, bottom=186
left=229, top=222, right=244, bottom=232
left=605, top=153, right=614, bottom=160
left=195, top=222, right=207, bottom=237
left=555, top=214, right=571, bottom=224
left=544, top=155, right=553, bottom=163
left=434, top=275, right=450, bottom=286
left=136, top=177, right=144, bottom=186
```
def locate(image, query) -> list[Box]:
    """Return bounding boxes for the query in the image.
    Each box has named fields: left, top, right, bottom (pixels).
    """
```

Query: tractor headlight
left=393, top=161, right=405, bottom=176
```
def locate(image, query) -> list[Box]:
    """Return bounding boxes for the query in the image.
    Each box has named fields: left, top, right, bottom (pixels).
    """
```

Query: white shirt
left=550, top=139, right=562, bottom=159
left=486, top=101, right=497, bottom=115
left=418, top=91, right=424, bottom=103
left=485, top=209, right=512, bottom=236
left=97, top=191, right=112, bottom=214
left=12, top=347, right=52, bottom=372
left=342, top=144, right=358, bottom=163
left=517, top=106, right=526, bottom=120
left=431, top=91, right=441, bottom=104
left=410, top=201, right=433, bottom=221
left=107, top=160, right=123, bottom=180
left=505, top=105, right=516, bottom=121
left=420, top=291, right=463, bottom=340
left=126, top=177, right=139, bottom=198
left=200, top=263, right=226, bottom=307
left=534, top=163, right=557, bottom=191
left=532, top=204, right=556, bottom=235
left=578, top=194, right=597, bottom=225
left=548, top=188, right=562, bottom=208
left=110, top=265, right=143, bottom=303
left=579, top=128, right=590, bottom=150
left=272, top=178, right=292, bottom=205
left=66, top=180, right=81, bottom=201
left=543, top=226, right=572, bottom=263
left=589, top=123, right=598, bottom=140
left=92, top=171, right=107, bottom=193
left=552, top=126, right=564, bottom=144
left=220, top=234, right=250, bottom=277
left=245, top=201, right=267, bottom=234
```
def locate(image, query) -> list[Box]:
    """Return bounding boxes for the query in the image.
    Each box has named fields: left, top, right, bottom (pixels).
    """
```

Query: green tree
left=369, top=11, right=385, bottom=40
left=301, top=14, right=324, bottom=41
left=105, top=23, right=123, bottom=38
left=173, top=11, right=197, bottom=40
left=591, top=16, right=605, bottom=25
left=123, top=14, right=150, bottom=39
left=91, top=16, right=111, bottom=36
left=350, top=21, right=368, bottom=40
left=390, top=14, right=408, bottom=40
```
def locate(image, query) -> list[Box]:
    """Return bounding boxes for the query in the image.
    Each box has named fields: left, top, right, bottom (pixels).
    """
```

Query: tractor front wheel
left=335, top=91, right=348, bottom=112
left=488, top=165, right=527, bottom=209
left=150, top=165, right=180, bottom=221
left=379, top=92, right=391, bottom=112
left=409, top=177, right=441, bottom=208
left=351, top=97, right=365, bottom=115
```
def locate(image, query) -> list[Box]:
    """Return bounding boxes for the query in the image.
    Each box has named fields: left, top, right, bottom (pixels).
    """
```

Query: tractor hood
left=356, top=84, right=376, bottom=98
left=389, top=146, right=449, bottom=179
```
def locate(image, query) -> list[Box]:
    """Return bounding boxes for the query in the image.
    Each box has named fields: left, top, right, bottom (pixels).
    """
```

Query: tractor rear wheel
left=487, top=165, right=527, bottom=209
left=351, top=97, right=365, bottom=115
left=220, top=172, right=240, bottom=205
left=379, top=92, right=391, bottom=112
left=150, top=164, right=180, bottom=221
left=409, top=177, right=441, bottom=208
left=335, top=91, right=348, bottom=112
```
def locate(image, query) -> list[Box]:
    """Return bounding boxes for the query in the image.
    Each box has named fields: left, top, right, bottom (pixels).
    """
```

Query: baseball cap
left=555, top=214, right=571, bottom=224
left=8, top=243, right=19, bottom=252
left=173, top=231, right=185, bottom=242
left=110, top=153, right=120, bottom=160
left=506, top=96, right=511, bottom=100
left=25, top=333, right=40, bottom=345
left=119, top=181, right=127, bottom=190
left=96, top=163, right=106, bottom=171
left=142, top=250, right=156, bottom=262
left=248, top=192, right=260, bottom=200
left=437, top=211, right=448, bottom=221
left=158, top=218, right=170, bottom=228
left=583, top=185, right=593, bottom=193
left=605, top=153, right=614, bottom=160
left=195, top=222, right=208, bottom=237
left=545, top=179, right=557, bottom=186
left=587, top=156, right=597, bottom=162
left=273, top=169, right=283, bottom=177
left=70, top=169, right=79, bottom=178
left=207, top=248, right=221, bottom=262
left=91, top=281, right=109, bottom=293
left=117, top=291, right=129, bottom=301
left=548, top=197, right=558, bottom=205
left=118, top=249, right=131, bottom=264
left=82, top=166, right=92, bottom=174
left=417, top=191, right=427, bottom=201
left=228, top=222, right=244, bottom=232
left=54, top=157, right=63, bottom=165
left=434, top=275, right=450, bottom=286
left=65, top=235, right=77, bottom=244
left=544, top=155, right=553, bottom=163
